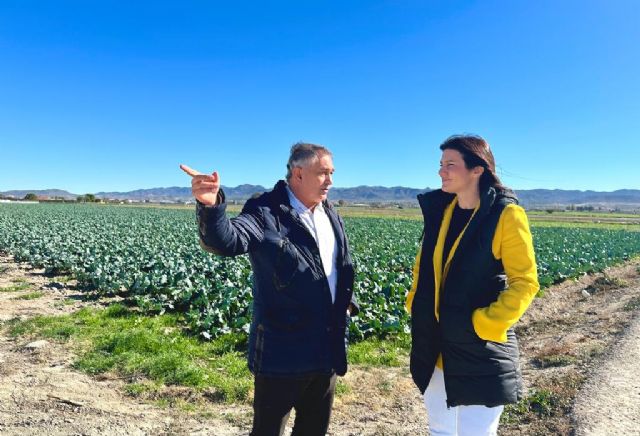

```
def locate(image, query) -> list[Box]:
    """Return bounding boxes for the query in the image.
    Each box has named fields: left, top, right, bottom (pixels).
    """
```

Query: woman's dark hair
left=439, top=134, right=506, bottom=191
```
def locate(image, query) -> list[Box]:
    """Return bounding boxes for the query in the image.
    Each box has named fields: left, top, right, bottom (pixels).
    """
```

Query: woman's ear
left=473, top=166, right=485, bottom=177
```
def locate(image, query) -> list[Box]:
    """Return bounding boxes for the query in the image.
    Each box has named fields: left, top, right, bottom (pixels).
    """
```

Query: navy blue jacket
left=196, top=180, right=357, bottom=376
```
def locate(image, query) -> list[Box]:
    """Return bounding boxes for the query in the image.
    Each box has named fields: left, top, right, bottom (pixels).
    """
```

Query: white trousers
left=423, top=367, right=503, bottom=436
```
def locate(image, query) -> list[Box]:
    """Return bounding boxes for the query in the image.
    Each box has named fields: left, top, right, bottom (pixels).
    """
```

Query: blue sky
left=1, top=1, right=638, bottom=194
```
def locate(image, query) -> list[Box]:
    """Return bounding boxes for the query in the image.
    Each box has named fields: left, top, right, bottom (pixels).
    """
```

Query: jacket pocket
left=273, top=237, right=299, bottom=289
left=263, top=230, right=303, bottom=290
left=443, top=336, right=517, bottom=377
left=440, top=304, right=481, bottom=344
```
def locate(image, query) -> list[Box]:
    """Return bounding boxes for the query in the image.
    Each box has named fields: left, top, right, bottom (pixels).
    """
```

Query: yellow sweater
left=405, top=198, right=539, bottom=368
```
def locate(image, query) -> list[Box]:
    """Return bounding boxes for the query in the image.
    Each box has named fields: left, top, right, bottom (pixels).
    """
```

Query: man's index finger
left=179, top=164, right=201, bottom=177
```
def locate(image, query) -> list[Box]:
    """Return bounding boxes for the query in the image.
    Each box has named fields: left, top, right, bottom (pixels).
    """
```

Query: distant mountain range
left=2, top=186, right=640, bottom=210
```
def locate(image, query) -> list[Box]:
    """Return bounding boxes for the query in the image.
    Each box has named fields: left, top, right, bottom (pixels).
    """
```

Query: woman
left=406, top=135, right=539, bottom=435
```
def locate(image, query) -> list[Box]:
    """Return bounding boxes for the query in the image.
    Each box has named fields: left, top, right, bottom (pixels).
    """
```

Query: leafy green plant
left=1, top=203, right=639, bottom=340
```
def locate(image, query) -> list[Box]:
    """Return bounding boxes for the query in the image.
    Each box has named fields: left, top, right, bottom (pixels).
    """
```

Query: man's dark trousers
left=250, top=372, right=338, bottom=436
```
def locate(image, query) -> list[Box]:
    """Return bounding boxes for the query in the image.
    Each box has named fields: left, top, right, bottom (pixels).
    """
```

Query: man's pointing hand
left=180, top=164, right=220, bottom=206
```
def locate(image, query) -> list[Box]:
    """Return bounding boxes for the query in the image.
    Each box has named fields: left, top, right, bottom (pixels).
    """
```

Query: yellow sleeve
left=405, top=244, right=422, bottom=313
left=471, top=204, right=539, bottom=342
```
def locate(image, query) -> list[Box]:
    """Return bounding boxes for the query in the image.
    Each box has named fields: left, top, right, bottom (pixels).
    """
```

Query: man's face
left=291, top=153, right=334, bottom=209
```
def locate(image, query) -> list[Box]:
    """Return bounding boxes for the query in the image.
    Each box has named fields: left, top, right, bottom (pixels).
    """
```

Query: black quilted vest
left=409, top=187, right=523, bottom=407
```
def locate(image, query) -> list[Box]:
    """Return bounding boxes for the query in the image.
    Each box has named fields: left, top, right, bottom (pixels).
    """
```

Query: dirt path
left=572, top=315, right=640, bottom=435
left=1, top=253, right=640, bottom=435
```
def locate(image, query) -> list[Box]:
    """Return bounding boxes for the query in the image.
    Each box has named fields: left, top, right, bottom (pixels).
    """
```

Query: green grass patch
left=623, top=296, right=640, bottom=311
left=531, top=220, right=640, bottom=231
left=377, top=377, right=395, bottom=395
left=532, top=354, right=577, bottom=368
left=502, top=389, right=559, bottom=423
left=7, top=304, right=415, bottom=404
left=0, top=282, right=31, bottom=292
left=15, top=291, right=44, bottom=300
left=580, top=344, right=605, bottom=359
left=9, top=304, right=252, bottom=403
left=335, top=379, right=351, bottom=397
left=528, top=210, right=640, bottom=219
left=347, top=333, right=410, bottom=367
left=123, top=381, right=162, bottom=397
left=531, top=342, right=577, bottom=368
left=53, top=298, right=77, bottom=309
left=501, top=371, right=584, bottom=428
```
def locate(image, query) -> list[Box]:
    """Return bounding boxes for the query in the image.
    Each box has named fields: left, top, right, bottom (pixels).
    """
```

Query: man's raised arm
left=179, top=164, right=262, bottom=257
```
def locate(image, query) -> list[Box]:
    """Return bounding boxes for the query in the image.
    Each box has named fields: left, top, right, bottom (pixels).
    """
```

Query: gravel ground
left=573, top=315, right=640, bottom=435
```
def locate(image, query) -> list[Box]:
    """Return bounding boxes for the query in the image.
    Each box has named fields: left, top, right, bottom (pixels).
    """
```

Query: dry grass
left=585, top=275, right=628, bottom=293
left=531, top=342, right=577, bottom=368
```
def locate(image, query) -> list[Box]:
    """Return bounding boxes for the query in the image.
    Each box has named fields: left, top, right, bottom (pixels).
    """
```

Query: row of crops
left=1, top=203, right=639, bottom=341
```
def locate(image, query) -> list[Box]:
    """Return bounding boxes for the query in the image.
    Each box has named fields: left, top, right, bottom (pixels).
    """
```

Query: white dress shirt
left=286, top=186, right=338, bottom=303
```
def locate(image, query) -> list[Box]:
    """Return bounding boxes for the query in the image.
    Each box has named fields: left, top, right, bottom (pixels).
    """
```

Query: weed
left=377, top=378, right=394, bottom=395
left=532, top=343, right=576, bottom=368
left=502, top=389, right=558, bottom=425
left=516, top=316, right=583, bottom=336
left=222, top=410, right=253, bottom=427
left=580, top=344, right=605, bottom=359
left=527, top=389, right=557, bottom=416
left=154, top=398, right=171, bottom=408
left=0, top=283, right=31, bottom=292
left=123, top=382, right=161, bottom=397
left=532, top=354, right=576, bottom=368
left=54, top=299, right=77, bottom=309
left=335, top=379, right=351, bottom=397
left=587, top=275, right=628, bottom=293
left=177, top=400, right=197, bottom=412
left=197, top=410, right=218, bottom=420
left=623, top=296, right=640, bottom=311
left=55, top=275, right=75, bottom=284
left=501, top=371, right=584, bottom=427
left=15, top=291, right=44, bottom=300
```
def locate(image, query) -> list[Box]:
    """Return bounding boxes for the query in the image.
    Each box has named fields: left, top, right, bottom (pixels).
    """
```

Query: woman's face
left=438, top=149, right=482, bottom=195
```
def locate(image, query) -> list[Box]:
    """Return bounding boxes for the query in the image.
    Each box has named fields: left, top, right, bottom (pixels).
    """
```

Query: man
left=180, top=142, right=357, bottom=436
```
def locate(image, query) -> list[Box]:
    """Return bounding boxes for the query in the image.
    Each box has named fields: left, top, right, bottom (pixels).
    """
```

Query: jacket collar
left=420, top=186, right=517, bottom=265
left=417, top=185, right=516, bottom=222
left=272, top=179, right=334, bottom=215
left=270, top=180, right=346, bottom=260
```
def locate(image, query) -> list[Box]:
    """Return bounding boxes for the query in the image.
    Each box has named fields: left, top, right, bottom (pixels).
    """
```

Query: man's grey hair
left=286, top=142, right=332, bottom=181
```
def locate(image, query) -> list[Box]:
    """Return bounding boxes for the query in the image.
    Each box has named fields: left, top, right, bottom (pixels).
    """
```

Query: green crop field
left=1, top=203, right=640, bottom=341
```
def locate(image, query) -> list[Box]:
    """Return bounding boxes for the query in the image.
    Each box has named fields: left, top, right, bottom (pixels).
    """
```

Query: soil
left=1, top=253, right=639, bottom=435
